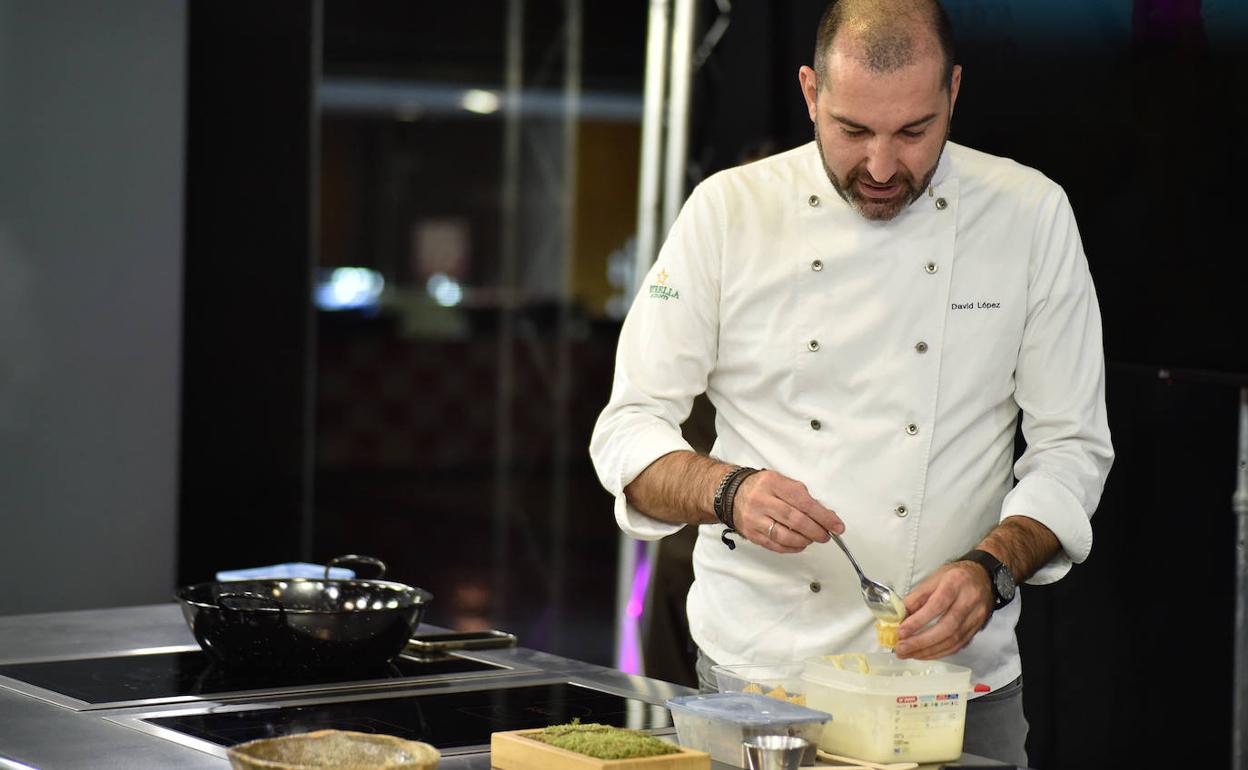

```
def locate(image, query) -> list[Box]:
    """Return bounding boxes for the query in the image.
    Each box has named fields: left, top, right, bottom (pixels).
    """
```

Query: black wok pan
left=175, top=555, right=433, bottom=673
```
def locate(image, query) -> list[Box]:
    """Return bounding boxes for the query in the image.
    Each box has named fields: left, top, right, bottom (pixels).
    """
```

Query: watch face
left=994, top=568, right=1016, bottom=600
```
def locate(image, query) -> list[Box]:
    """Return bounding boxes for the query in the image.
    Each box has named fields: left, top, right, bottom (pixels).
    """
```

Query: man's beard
left=814, top=122, right=947, bottom=222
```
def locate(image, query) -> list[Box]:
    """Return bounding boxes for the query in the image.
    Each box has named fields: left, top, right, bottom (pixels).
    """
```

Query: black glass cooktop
left=0, top=650, right=500, bottom=705
left=146, top=682, right=673, bottom=750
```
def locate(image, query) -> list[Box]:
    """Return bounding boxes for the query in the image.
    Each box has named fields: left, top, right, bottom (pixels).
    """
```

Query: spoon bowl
left=828, top=532, right=907, bottom=623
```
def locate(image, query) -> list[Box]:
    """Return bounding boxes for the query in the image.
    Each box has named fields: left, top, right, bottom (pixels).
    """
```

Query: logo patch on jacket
left=649, top=268, right=680, bottom=300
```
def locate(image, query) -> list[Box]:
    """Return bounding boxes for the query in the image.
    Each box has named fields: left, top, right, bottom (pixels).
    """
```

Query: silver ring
left=767, top=519, right=777, bottom=539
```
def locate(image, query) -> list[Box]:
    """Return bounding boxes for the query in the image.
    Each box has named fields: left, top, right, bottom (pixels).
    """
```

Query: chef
left=589, top=0, right=1113, bottom=764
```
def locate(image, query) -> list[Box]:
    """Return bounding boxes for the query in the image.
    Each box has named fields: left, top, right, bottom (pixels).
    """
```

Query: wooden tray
left=491, top=728, right=710, bottom=770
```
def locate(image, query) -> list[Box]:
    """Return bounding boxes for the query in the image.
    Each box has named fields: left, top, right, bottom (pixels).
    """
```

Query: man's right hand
left=732, top=470, right=844, bottom=554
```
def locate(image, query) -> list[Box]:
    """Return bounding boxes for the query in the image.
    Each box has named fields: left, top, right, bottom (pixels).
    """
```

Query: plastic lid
left=666, top=692, right=831, bottom=727
left=215, top=563, right=356, bottom=581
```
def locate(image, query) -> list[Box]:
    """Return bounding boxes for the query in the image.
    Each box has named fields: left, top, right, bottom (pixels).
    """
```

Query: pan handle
left=218, top=591, right=286, bottom=616
left=326, top=554, right=387, bottom=580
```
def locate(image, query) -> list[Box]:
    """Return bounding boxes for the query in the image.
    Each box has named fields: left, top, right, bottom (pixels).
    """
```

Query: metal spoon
left=828, top=532, right=907, bottom=623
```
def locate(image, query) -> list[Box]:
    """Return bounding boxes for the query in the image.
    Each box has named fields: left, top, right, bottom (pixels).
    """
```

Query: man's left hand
left=894, top=561, right=993, bottom=660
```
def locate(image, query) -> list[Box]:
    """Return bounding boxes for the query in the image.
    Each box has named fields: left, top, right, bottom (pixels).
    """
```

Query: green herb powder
left=529, top=721, right=681, bottom=760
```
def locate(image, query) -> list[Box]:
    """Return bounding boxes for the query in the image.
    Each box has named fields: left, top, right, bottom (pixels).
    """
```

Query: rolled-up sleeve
left=590, top=181, right=725, bottom=540
left=1002, top=186, right=1114, bottom=584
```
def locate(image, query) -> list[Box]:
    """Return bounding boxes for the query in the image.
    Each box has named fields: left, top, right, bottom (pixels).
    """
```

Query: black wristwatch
left=957, top=549, right=1016, bottom=610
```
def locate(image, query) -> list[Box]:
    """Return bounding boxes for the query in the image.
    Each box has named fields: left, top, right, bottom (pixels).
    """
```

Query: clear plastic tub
left=711, top=661, right=808, bottom=705
left=802, top=653, right=971, bottom=764
left=666, top=692, right=830, bottom=768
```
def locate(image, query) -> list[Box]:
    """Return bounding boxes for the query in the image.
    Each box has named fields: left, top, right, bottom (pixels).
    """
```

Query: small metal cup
left=742, top=735, right=810, bottom=770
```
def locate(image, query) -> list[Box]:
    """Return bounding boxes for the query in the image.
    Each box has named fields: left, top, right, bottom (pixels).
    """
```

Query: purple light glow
left=616, top=542, right=651, bottom=674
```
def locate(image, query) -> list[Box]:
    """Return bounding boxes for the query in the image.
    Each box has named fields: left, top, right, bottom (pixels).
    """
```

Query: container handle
left=326, top=554, right=386, bottom=580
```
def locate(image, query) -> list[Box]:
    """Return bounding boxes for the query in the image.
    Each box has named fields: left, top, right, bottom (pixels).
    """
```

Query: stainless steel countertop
left=0, top=605, right=1004, bottom=769
left=0, top=605, right=229, bottom=769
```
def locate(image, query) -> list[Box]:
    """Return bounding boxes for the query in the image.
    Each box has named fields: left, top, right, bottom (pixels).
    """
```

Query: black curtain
left=179, top=1, right=320, bottom=583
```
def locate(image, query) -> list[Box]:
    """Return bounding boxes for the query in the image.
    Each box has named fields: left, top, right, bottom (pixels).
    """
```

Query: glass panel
left=313, top=1, right=645, bottom=666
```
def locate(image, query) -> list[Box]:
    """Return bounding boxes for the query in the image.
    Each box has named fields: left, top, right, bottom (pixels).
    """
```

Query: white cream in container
left=802, top=653, right=971, bottom=764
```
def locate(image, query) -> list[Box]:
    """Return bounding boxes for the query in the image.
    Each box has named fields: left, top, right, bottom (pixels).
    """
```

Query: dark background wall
left=682, top=1, right=1246, bottom=767
left=179, top=1, right=320, bottom=585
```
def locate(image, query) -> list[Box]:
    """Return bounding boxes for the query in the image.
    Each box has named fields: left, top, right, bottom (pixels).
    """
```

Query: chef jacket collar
left=801, top=139, right=958, bottom=211
left=929, top=139, right=955, bottom=190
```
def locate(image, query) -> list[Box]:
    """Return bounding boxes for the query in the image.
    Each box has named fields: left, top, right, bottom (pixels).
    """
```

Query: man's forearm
left=623, top=450, right=735, bottom=525
left=977, top=515, right=1061, bottom=583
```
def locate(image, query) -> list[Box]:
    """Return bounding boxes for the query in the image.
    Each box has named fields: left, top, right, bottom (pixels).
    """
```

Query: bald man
left=591, top=1, right=1112, bottom=763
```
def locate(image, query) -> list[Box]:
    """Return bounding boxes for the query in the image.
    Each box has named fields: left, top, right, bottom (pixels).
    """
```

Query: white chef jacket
left=590, top=140, right=1113, bottom=692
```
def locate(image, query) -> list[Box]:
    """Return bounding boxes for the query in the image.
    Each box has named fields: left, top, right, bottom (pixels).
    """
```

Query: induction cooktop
left=142, top=681, right=674, bottom=755
left=0, top=648, right=509, bottom=710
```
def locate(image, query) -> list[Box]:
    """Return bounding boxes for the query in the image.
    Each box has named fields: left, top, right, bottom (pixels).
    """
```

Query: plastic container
left=802, top=653, right=971, bottom=764
left=711, top=661, right=808, bottom=705
left=666, top=692, right=830, bottom=768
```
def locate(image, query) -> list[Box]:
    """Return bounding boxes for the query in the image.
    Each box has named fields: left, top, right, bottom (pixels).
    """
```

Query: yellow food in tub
left=742, top=681, right=806, bottom=705
left=875, top=619, right=900, bottom=649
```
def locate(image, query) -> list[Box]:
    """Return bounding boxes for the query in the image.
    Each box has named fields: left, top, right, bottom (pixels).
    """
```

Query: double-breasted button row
left=808, top=339, right=926, bottom=355
left=810, top=257, right=936, bottom=274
